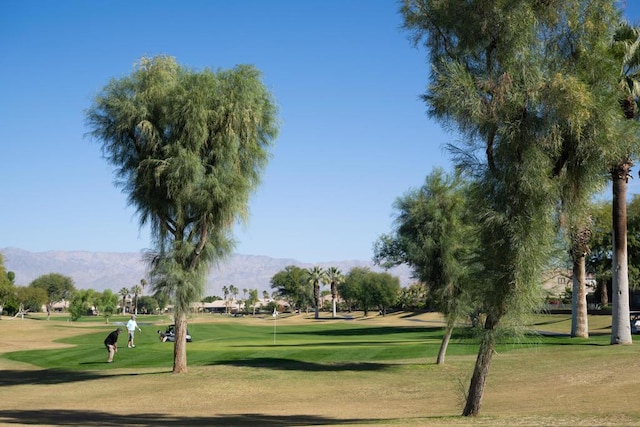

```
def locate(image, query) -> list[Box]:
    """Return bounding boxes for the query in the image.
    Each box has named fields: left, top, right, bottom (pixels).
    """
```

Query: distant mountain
left=1, top=248, right=413, bottom=297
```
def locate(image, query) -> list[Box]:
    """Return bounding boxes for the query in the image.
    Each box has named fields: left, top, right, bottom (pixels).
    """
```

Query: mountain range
left=1, top=247, right=413, bottom=297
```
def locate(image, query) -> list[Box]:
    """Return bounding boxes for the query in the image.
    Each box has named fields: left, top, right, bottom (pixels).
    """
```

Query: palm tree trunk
left=600, top=281, right=609, bottom=308
left=436, top=321, right=454, bottom=365
left=462, top=314, right=498, bottom=416
left=331, top=282, right=338, bottom=318
left=570, top=255, right=588, bottom=338
left=611, top=163, right=632, bottom=345
left=173, top=313, right=188, bottom=373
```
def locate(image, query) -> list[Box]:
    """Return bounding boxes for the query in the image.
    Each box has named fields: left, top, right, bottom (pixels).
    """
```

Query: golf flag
left=272, top=307, right=279, bottom=318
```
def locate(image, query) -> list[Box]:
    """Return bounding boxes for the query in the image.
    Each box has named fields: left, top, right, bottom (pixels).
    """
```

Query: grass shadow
left=281, top=326, right=441, bottom=337
left=0, top=409, right=378, bottom=426
left=213, top=357, right=394, bottom=372
left=0, top=368, right=171, bottom=387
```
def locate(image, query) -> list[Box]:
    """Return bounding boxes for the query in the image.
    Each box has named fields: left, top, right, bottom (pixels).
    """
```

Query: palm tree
left=609, top=23, right=640, bottom=345
left=307, top=266, right=324, bottom=319
left=262, top=290, right=269, bottom=302
left=242, top=288, right=248, bottom=313
left=230, top=285, right=239, bottom=313
left=131, top=284, right=143, bottom=315
left=140, top=278, right=147, bottom=295
left=324, top=267, right=343, bottom=318
left=222, top=286, right=229, bottom=315
left=118, top=288, right=129, bottom=315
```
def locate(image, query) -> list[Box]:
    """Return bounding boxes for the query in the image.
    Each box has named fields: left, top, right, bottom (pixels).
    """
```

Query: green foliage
left=15, top=286, right=48, bottom=313
left=87, top=55, right=279, bottom=371
left=97, top=289, right=119, bottom=322
left=137, top=295, right=159, bottom=314
left=374, top=167, right=478, bottom=320
left=401, top=0, right=628, bottom=414
left=270, top=265, right=313, bottom=312
left=340, top=268, right=401, bottom=316
left=246, top=289, right=259, bottom=314
left=29, top=273, right=76, bottom=307
left=397, top=282, right=427, bottom=311
left=68, top=289, right=99, bottom=321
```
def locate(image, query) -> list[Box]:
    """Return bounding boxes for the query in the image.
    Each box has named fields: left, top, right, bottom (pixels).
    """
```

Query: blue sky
left=1, top=1, right=640, bottom=264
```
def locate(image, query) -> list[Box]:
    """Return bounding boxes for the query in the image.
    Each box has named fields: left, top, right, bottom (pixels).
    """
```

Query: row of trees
left=0, top=258, right=170, bottom=322
left=399, top=0, right=640, bottom=417
left=269, top=265, right=400, bottom=318
left=0, top=264, right=76, bottom=319
left=217, top=285, right=268, bottom=315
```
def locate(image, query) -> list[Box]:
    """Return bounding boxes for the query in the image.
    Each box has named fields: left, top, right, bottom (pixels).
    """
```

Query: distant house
left=42, top=300, right=69, bottom=313
left=542, top=269, right=597, bottom=298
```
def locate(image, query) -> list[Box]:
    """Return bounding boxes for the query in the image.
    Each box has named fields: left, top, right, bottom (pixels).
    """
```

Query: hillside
left=1, top=248, right=412, bottom=297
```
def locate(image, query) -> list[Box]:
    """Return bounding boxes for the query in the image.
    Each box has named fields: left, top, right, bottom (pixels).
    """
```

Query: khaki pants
left=106, top=344, right=116, bottom=362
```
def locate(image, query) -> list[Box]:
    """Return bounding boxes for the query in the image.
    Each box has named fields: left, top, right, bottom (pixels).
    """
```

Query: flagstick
left=272, top=307, right=278, bottom=344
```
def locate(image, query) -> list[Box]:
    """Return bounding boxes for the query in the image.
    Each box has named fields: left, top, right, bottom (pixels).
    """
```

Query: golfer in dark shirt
left=104, top=328, right=121, bottom=363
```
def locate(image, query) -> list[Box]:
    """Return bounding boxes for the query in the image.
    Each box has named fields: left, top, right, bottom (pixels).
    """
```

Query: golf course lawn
left=1, top=311, right=639, bottom=426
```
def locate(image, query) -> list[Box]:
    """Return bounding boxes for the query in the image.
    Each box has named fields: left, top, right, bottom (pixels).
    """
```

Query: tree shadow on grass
left=0, top=369, right=170, bottom=387
left=0, top=410, right=377, bottom=426
left=212, top=357, right=394, bottom=372
left=282, top=326, right=441, bottom=337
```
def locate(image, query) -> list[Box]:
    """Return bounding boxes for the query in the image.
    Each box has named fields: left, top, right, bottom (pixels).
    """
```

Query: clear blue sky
left=1, top=1, right=639, bottom=264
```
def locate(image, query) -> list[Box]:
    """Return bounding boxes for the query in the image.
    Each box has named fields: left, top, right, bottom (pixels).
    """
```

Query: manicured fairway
left=1, top=312, right=639, bottom=426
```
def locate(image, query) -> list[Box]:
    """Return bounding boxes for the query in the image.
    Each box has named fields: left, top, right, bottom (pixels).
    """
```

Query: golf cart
left=632, top=315, right=640, bottom=335
left=158, top=324, right=192, bottom=342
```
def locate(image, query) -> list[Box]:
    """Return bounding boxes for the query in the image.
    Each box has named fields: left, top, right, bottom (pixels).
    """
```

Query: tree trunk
left=331, top=283, right=337, bottom=318
left=173, top=313, right=188, bottom=373
left=611, top=163, right=632, bottom=345
left=436, top=321, right=454, bottom=365
left=314, top=284, right=320, bottom=319
left=462, top=314, right=498, bottom=416
left=600, top=281, right=609, bottom=307
left=571, top=255, right=588, bottom=338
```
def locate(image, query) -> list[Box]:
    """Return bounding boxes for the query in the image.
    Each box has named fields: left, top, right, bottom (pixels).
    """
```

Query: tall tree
left=609, top=23, right=640, bottom=344
left=230, top=285, right=239, bottom=313
left=544, top=4, right=624, bottom=339
left=248, top=289, right=259, bottom=315
left=0, top=254, right=15, bottom=319
left=374, top=168, right=476, bottom=364
left=324, top=267, right=344, bottom=318
left=222, top=285, right=230, bottom=315
left=270, top=265, right=313, bottom=313
left=29, top=273, right=76, bottom=320
left=307, top=266, right=324, bottom=319
left=401, top=0, right=624, bottom=415
left=131, top=284, right=143, bottom=315
left=86, top=55, right=279, bottom=373
left=118, top=287, right=130, bottom=315
left=339, top=268, right=399, bottom=316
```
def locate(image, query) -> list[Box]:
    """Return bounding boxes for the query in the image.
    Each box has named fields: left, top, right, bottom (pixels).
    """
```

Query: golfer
left=104, top=328, right=121, bottom=363
left=126, top=314, right=142, bottom=348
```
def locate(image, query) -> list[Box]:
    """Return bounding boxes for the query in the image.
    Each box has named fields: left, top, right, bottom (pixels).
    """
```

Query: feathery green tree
left=374, top=167, right=477, bottom=364
left=86, top=55, right=279, bottom=373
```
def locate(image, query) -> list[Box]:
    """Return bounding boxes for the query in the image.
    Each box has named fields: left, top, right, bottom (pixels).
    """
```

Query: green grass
left=2, top=317, right=611, bottom=371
